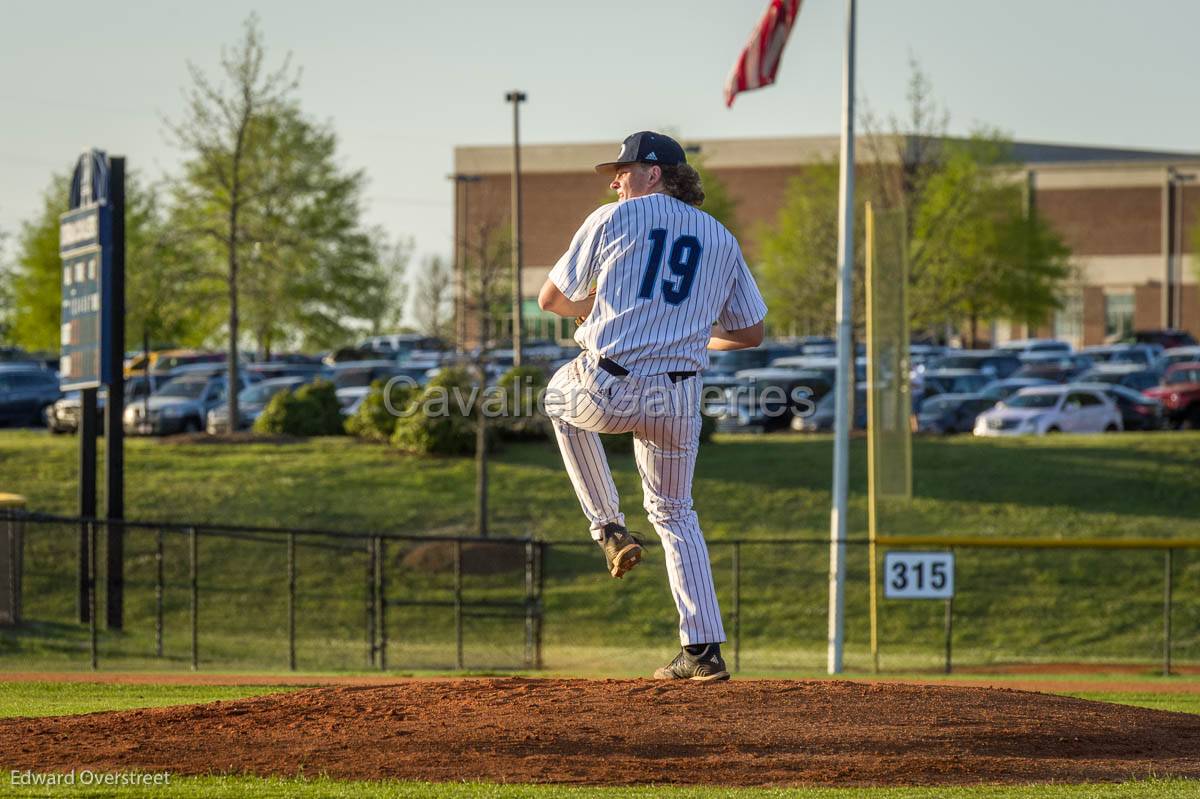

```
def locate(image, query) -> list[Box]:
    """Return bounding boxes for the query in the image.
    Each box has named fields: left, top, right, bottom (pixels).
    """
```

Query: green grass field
left=1, top=679, right=1198, bottom=798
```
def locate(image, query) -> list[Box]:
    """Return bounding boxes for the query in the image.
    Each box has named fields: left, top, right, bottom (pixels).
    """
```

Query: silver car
left=125, top=373, right=252, bottom=435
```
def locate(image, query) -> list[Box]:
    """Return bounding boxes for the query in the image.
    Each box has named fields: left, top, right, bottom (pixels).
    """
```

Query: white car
left=974, top=385, right=1122, bottom=436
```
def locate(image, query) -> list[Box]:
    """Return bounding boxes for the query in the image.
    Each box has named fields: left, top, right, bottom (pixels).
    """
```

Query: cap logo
left=645, top=152, right=657, bottom=161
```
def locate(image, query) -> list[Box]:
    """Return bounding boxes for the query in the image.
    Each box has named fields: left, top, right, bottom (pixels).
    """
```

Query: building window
left=1054, top=290, right=1083, bottom=346
left=1104, top=292, right=1134, bottom=340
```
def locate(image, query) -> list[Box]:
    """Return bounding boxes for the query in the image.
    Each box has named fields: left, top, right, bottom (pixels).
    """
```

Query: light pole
left=1166, top=169, right=1197, bottom=330
left=447, top=173, right=482, bottom=352
left=506, top=90, right=527, bottom=366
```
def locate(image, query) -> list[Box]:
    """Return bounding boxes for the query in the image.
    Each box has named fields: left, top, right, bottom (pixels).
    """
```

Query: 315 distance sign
left=883, top=551, right=955, bottom=599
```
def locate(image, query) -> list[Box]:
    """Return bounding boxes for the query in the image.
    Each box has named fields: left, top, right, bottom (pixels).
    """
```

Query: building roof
left=455, top=134, right=1200, bottom=175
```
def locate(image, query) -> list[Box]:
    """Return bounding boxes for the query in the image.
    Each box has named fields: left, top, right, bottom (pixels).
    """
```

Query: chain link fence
left=0, top=511, right=1196, bottom=673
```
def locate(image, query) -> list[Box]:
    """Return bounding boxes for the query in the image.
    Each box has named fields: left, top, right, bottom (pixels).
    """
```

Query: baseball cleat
left=598, top=523, right=644, bottom=579
left=652, top=644, right=730, bottom=682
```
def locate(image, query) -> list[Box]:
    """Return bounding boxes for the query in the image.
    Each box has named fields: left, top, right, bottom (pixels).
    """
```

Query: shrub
left=391, top=367, right=496, bottom=456
left=495, top=365, right=551, bottom=441
left=254, top=379, right=345, bottom=437
left=346, top=379, right=417, bottom=443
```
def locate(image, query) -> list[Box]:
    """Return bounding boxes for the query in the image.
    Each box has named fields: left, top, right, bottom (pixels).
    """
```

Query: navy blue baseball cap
left=595, top=131, right=687, bottom=173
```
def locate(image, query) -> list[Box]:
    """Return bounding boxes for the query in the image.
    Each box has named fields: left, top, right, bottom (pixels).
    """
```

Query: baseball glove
left=575, top=286, right=598, bottom=326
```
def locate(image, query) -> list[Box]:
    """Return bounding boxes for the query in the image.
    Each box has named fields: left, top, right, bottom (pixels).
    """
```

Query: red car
left=1143, top=362, right=1200, bottom=429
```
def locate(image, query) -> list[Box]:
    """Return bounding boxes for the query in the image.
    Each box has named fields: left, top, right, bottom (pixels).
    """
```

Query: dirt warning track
left=3, top=678, right=1199, bottom=787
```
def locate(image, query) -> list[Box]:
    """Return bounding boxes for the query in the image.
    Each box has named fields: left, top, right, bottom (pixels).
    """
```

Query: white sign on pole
left=883, top=552, right=954, bottom=599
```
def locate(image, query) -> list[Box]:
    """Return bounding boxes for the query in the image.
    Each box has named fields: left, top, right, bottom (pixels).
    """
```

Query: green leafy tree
left=7, top=177, right=68, bottom=351
left=759, top=60, right=1072, bottom=344
left=755, top=161, right=868, bottom=336
left=168, top=15, right=390, bottom=424
left=911, top=136, right=1072, bottom=343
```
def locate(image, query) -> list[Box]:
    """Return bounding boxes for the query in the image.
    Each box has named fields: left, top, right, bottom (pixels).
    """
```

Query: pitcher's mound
left=4, top=678, right=1199, bottom=786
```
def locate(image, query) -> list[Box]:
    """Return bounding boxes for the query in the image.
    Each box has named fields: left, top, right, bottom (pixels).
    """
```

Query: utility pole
left=505, top=90, right=527, bottom=366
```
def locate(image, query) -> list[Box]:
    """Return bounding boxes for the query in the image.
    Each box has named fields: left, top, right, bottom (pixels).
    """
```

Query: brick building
left=451, top=136, right=1200, bottom=348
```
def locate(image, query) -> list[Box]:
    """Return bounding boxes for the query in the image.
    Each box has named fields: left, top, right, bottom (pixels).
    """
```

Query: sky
left=2, top=0, right=1198, bottom=322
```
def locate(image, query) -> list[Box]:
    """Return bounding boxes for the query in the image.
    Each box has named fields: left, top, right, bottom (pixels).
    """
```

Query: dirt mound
left=4, top=679, right=1199, bottom=786
left=401, top=540, right=527, bottom=575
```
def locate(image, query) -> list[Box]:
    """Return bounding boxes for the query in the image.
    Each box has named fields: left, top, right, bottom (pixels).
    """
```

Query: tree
left=910, top=136, right=1072, bottom=344
left=167, top=13, right=299, bottom=434
left=755, top=161, right=868, bottom=336
left=7, top=176, right=68, bottom=351
left=230, top=108, right=393, bottom=355
left=359, top=238, right=411, bottom=340
left=413, top=254, right=454, bottom=342
left=168, top=16, right=386, bottom=422
left=757, top=59, right=1073, bottom=344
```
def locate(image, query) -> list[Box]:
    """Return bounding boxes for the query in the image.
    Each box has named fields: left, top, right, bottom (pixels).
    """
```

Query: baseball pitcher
left=538, top=131, right=767, bottom=682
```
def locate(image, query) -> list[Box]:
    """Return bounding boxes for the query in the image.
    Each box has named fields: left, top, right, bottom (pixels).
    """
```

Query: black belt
left=598, top=356, right=696, bottom=383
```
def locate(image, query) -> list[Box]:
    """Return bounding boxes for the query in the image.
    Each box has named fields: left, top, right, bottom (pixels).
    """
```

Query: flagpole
left=827, top=0, right=856, bottom=675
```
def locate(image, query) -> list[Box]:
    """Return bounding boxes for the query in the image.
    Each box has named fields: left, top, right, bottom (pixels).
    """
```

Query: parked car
left=1076, top=364, right=1161, bottom=392
left=243, top=362, right=330, bottom=382
left=792, top=386, right=867, bottom=433
left=917, top=369, right=992, bottom=407
left=978, top=377, right=1055, bottom=403
left=206, top=375, right=313, bottom=433
left=928, top=351, right=1022, bottom=380
left=974, top=385, right=1122, bottom=436
left=915, top=393, right=997, bottom=435
left=47, top=374, right=167, bottom=434
left=1069, top=382, right=1165, bottom=431
left=1154, top=346, right=1200, bottom=375
left=0, top=368, right=61, bottom=426
left=330, top=361, right=403, bottom=390
left=997, top=338, right=1072, bottom=356
left=1011, top=353, right=1094, bottom=383
left=708, top=341, right=803, bottom=378
left=1081, top=344, right=1157, bottom=367
left=358, top=334, right=444, bottom=360
left=124, top=373, right=252, bottom=435
left=1142, top=362, right=1200, bottom=429
left=711, top=368, right=819, bottom=433
left=1129, top=329, right=1197, bottom=350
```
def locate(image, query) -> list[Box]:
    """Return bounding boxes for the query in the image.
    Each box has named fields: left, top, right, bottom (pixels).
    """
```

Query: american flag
left=724, top=0, right=803, bottom=108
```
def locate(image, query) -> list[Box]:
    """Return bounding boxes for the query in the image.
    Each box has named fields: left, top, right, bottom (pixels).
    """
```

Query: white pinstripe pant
left=545, top=353, right=726, bottom=647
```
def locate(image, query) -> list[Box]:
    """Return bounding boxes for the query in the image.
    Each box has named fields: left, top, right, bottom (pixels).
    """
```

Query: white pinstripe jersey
left=549, top=193, right=767, bottom=375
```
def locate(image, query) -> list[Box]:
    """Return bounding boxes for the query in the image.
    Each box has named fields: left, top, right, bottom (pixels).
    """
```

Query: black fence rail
left=1, top=510, right=1196, bottom=674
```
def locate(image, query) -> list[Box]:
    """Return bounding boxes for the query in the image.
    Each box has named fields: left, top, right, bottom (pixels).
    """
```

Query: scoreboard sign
left=59, top=151, right=112, bottom=390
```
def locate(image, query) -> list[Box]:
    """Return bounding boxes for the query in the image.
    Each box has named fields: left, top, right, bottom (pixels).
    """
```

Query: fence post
left=732, top=542, right=741, bottom=673
left=377, top=536, right=387, bottom=671
left=189, top=526, right=198, bottom=671
left=366, top=536, right=376, bottom=668
left=455, top=539, right=464, bottom=670
left=535, top=542, right=545, bottom=670
left=944, top=595, right=953, bottom=675
left=1163, top=548, right=1174, bottom=677
left=287, top=532, right=296, bottom=672
left=88, top=521, right=97, bottom=671
left=155, top=529, right=163, bottom=659
left=524, top=539, right=535, bottom=670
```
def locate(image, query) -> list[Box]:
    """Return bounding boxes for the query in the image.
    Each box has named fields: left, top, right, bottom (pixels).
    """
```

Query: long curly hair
left=658, top=163, right=705, bottom=207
